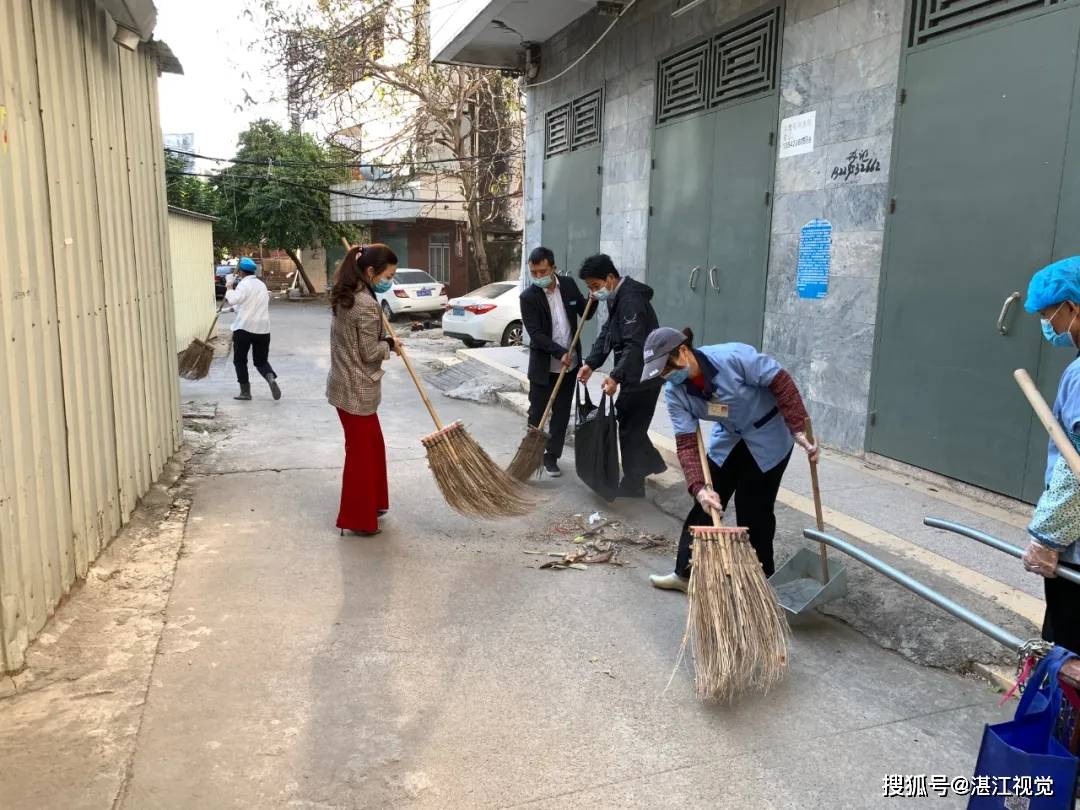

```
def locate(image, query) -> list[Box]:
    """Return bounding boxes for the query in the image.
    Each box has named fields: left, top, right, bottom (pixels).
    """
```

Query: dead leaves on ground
left=524, top=513, right=670, bottom=572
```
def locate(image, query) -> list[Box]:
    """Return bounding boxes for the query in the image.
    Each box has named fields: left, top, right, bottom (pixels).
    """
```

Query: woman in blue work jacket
left=639, top=327, right=818, bottom=592
left=1021, top=257, right=1080, bottom=654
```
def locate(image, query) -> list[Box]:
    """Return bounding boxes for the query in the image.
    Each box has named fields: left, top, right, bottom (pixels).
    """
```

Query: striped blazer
left=326, top=288, right=391, bottom=416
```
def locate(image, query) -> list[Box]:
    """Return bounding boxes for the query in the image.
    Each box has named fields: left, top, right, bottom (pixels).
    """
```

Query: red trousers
left=336, top=408, right=389, bottom=533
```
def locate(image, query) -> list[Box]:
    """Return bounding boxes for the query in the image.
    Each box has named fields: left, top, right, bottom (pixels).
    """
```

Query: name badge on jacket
left=707, top=400, right=729, bottom=418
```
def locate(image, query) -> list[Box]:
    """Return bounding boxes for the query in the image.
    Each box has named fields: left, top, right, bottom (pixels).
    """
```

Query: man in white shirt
left=519, top=247, right=593, bottom=476
left=224, top=257, right=280, bottom=401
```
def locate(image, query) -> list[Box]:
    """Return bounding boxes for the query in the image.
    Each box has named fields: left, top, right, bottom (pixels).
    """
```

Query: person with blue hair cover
left=1022, top=256, right=1080, bottom=654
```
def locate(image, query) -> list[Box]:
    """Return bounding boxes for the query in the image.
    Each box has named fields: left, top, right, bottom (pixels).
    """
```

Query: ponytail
left=330, top=243, right=399, bottom=314
left=680, top=327, right=695, bottom=348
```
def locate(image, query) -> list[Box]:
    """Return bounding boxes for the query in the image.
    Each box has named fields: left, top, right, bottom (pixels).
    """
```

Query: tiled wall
left=765, top=0, right=903, bottom=450
left=523, top=0, right=905, bottom=451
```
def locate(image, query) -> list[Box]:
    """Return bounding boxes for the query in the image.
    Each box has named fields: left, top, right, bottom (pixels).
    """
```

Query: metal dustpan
left=771, top=546, right=847, bottom=614
left=769, top=418, right=847, bottom=615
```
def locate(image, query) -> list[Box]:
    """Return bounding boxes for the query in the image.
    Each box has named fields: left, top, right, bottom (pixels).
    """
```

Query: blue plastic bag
left=969, top=646, right=1079, bottom=809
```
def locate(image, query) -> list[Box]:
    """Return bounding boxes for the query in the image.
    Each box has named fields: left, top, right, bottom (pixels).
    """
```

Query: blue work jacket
left=663, top=344, right=794, bottom=473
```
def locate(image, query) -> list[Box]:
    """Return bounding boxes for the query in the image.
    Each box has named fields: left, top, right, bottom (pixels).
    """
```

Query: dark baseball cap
left=641, top=327, right=689, bottom=383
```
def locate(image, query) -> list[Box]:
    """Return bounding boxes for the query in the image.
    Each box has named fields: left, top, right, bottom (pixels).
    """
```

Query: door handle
left=689, top=266, right=701, bottom=291
left=997, top=291, right=1021, bottom=335
left=709, top=266, right=720, bottom=291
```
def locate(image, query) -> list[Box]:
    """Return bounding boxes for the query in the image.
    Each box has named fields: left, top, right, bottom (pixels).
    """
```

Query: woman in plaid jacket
left=327, top=244, right=401, bottom=536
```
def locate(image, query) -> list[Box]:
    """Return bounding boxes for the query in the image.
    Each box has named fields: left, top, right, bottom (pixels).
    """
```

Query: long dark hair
left=330, top=243, right=398, bottom=314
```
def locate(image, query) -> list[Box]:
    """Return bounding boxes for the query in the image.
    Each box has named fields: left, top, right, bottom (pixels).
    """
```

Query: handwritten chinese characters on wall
left=830, top=149, right=882, bottom=182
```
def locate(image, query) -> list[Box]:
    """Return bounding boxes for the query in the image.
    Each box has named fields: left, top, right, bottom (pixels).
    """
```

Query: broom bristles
left=422, top=421, right=535, bottom=518
left=683, top=526, right=789, bottom=702
left=178, top=338, right=215, bottom=380
left=506, top=425, right=548, bottom=481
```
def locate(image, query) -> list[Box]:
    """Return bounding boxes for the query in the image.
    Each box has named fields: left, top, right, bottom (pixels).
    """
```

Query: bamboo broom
left=507, top=297, right=596, bottom=481
left=683, top=426, right=789, bottom=702
left=178, top=296, right=229, bottom=380
left=340, top=239, right=533, bottom=519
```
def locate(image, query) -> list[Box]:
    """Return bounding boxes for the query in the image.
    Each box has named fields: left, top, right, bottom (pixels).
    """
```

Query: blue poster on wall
left=796, top=219, right=832, bottom=300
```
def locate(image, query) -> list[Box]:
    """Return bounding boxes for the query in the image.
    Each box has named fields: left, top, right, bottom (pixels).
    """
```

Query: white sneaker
left=650, top=573, right=689, bottom=593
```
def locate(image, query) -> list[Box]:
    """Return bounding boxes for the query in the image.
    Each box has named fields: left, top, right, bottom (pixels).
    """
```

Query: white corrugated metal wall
left=168, top=211, right=216, bottom=347
left=0, top=0, right=181, bottom=672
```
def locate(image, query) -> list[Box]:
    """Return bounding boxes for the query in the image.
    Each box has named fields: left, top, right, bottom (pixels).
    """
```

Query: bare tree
left=254, top=0, right=524, bottom=286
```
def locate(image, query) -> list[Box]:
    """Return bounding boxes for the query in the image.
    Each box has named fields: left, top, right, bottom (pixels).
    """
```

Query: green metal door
left=543, top=147, right=601, bottom=351
left=541, top=153, right=570, bottom=272
left=870, top=9, right=1080, bottom=498
left=647, top=114, right=715, bottom=336
left=647, top=6, right=782, bottom=345
left=702, top=95, right=777, bottom=346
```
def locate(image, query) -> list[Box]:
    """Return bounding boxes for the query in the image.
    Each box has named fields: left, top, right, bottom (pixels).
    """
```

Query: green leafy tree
left=165, top=151, right=239, bottom=259
left=165, top=152, right=221, bottom=215
left=212, top=119, right=358, bottom=291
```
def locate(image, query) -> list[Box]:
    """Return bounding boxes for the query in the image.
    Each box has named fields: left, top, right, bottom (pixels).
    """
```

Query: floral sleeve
left=1029, top=431, right=1080, bottom=550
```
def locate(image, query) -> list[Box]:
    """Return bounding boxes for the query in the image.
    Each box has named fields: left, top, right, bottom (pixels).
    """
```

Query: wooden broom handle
left=695, top=426, right=723, bottom=528
left=804, top=418, right=830, bottom=581
left=1015, top=368, right=1080, bottom=481
left=536, top=297, right=596, bottom=431
left=341, top=238, right=444, bottom=431
left=202, top=293, right=231, bottom=342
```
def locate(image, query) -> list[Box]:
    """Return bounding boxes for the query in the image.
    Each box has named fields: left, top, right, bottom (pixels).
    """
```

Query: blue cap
left=1025, top=257, right=1080, bottom=313
left=238, top=257, right=258, bottom=273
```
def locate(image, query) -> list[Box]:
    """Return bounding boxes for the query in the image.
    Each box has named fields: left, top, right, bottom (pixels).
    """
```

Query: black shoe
left=234, top=383, right=252, bottom=401
left=543, top=456, right=562, bottom=478
left=340, top=527, right=381, bottom=537
left=265, top=373, right=281, bottom=401
left=618, top=480, right=646, bottom=498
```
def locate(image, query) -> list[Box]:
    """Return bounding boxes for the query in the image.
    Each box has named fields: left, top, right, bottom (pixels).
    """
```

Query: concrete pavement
left=1, top=301, right=1012, bottom=808
left=462, top=344, right=1045, bottom=673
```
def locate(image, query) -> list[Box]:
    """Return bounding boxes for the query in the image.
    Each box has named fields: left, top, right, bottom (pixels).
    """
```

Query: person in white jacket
left=225, top=257, right=280, bottom=402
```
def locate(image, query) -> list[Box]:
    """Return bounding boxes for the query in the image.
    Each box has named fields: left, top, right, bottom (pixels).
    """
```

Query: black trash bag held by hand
left=574, top=382, right=620, bottom=502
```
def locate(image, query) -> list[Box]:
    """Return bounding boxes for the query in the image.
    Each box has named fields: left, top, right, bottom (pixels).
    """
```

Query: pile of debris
left=524, top=512, right=670, bottom=571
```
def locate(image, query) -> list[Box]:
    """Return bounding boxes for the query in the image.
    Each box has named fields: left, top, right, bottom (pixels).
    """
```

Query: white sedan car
left=377, top=268, right=448, bottom=321
left=441, top=281, right=523, bottom=348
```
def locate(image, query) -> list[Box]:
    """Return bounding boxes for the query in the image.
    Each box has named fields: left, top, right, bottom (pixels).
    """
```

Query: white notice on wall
left=778, top=111, right=816, bottom=158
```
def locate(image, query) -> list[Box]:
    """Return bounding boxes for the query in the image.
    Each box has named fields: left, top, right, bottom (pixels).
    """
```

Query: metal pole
left=803, top=529, right=1025, bottom=651
left=924, top=517, right=1080, bottom=586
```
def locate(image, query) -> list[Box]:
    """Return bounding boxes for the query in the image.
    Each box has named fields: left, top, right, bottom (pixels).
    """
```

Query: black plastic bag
left=574, top=383, right=620, bottom=502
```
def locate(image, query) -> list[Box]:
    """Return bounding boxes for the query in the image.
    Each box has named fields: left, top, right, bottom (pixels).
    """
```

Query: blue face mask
left=532, top=274, right=553, bottom=288
left=592, top=287, right=610, bottom=301
left=1042, top=318, right=1076, bottom=348
left=664, top=366, right=690, bottom=385
left=372, top=278, right=393, bottom=294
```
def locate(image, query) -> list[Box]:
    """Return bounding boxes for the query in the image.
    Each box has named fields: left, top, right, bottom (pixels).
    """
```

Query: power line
left=164, top=146, right=522, bottom=171
left=166, top=169, right=520, bottom=205
left=525, top=0, right=640, bottom=88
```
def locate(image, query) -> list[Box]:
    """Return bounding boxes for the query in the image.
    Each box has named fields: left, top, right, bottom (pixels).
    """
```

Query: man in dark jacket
left=521, top=247, right=593, bottom=477
left=578, top=254, right=666, bottom=497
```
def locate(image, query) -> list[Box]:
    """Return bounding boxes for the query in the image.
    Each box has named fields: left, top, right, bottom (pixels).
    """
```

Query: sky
left=156, top=0, right=288, bottom=162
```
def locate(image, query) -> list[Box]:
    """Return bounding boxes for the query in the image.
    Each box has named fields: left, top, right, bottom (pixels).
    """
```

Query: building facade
left=434, top=0, right=1080, bottom=503
left=0, top=0, right=181, bottom=672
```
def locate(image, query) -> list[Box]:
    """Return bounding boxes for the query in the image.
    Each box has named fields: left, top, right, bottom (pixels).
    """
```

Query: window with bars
left=908, top=0, right=1062, bottom=46
left=656, top=7, right=781, bottom=125
left=428, top=233, right=450, bottom=283
left=545, top=88, right=604, bottom=158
